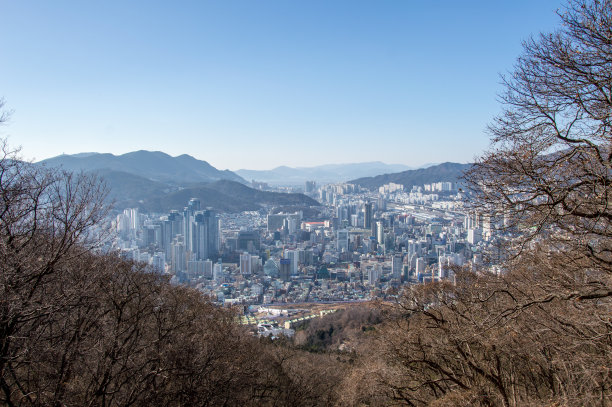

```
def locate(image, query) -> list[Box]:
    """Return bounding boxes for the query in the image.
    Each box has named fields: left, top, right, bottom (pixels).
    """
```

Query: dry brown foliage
left=341, top=261, right=611, bottom=406
left=0, top=139, right=345, bottom=406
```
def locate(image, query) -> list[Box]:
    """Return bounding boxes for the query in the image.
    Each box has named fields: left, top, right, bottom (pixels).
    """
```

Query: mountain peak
left=37, top=150, right=245, bottom=185
left=121, top=150, right=171, bottom=159
left=69, top=152, right=100, bottom=158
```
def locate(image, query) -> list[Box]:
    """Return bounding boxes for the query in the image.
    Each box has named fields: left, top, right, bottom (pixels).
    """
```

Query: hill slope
left=91, top=171, right=318, bottom=213
left=39, top=151, right=246, bottom=185
left=141, top=180, right=320, bottom=213
left=350, top=162, right=472, bottom=190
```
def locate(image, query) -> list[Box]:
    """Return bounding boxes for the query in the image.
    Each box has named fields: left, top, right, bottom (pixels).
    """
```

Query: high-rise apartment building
left=240, top=252, right=252, bottom=275
left=183, top=198, right=201, bottom=254
left=279, top=259, right=291, bottom=282
left=171, top=235, right=186, bottom=273
left=392, top=255, right=403, bottom=280
left=363, top=202, right=372, bottom=229
left=336, top=229, right=349, bottom=252
left=376, top=221, right=384, bottom=244
left=284, top=250, right=299, bottom=275
left=193, top=209, right=220, bottom=261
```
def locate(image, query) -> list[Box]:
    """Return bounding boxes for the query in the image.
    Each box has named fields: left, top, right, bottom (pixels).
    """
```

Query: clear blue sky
left=0, top=0, right=563, bottom=170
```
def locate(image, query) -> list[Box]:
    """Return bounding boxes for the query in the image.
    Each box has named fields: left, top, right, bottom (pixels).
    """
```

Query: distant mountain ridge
left=350, top=162, right=472, bottom=190
left=236, top=161, right=414, bottom=185
left=39, top=151, right=246, bottom=185
left=66, top=169, right=319, bottom=213
left=144, top=179, right=319, bottom=213
left=38, top=151, right=318, bottom=213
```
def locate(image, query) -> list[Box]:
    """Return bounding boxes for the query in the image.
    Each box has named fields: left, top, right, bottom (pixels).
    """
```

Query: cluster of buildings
left=115, top=199, right=220, bottom=280
left=113, top=179, right=502, bottom=307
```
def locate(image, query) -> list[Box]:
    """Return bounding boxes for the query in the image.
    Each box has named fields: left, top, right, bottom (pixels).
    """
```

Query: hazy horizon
left=36, top=149, right=457, bottom=172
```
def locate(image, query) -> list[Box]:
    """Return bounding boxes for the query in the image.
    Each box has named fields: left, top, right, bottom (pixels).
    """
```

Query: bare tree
left=0, top=99, right=11, bottom=124
left=0, top=132, right=344, bottom=406
left=341, top=264, right=611, bottom=406
left=0, top=137, right=109, bottom=405
left=466, top=0, right=612, bottom=280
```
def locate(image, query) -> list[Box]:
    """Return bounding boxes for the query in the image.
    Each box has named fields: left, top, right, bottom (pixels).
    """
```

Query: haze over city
left=0, top=0, right=562, bottom=170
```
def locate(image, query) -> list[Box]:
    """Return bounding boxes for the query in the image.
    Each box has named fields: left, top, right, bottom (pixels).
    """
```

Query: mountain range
left=37, top=151, right=469, bottom=211
left=39, top=151, right=246, bottom=185
left=37, top=152, right=318, bottom=213
left=350, top=162, right=472, bottom=191
left=129, top=178, right=320, bottom=213
left=235, top=162, right=415, bottom=185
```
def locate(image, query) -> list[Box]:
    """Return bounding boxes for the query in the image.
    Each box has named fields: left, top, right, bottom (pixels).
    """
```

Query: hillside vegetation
left=126, top=179, right=319, bottom=213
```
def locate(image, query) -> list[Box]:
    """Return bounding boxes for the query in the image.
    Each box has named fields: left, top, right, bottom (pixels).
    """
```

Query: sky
left=0, top=0, right=564, bottom=171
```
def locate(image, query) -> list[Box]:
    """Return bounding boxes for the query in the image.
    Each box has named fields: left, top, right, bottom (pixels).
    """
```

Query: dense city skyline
left=0, top=0, right=563, bottom=170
